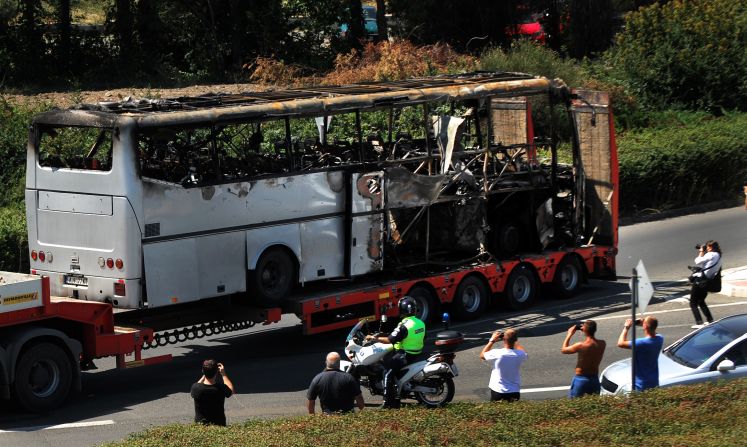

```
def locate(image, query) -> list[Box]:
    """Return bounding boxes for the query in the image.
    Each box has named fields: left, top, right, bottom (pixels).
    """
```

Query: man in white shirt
left=690, top=240, right=722, bottom=328
left=479, top=328, right=527, bottom=401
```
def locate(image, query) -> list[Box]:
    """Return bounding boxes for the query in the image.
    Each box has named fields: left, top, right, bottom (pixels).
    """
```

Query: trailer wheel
left=407, top=286, right=437, bottom=323
left=504, top=265, right=538, bottom=310
left=13, top=342, right=72, bottom=412
left=552, top=256, right=583, bottom=299
left=452, top=276, right=488, bottom=320
left=249, top=247, right=296, bottom=307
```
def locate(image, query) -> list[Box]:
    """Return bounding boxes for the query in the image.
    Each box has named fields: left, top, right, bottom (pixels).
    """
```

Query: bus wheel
left=13, top=343, right=73, bottom=412
left=491, top=222, right=522, bottom=257
left=452, top=276, right=488, bottom=321
left=249, top=248, right=295, bottom=307
left=504, top=265, right=538, bottom=311
left=407, top=286, right=437, bottom=323
left=552, top=256, right=583, bottom=299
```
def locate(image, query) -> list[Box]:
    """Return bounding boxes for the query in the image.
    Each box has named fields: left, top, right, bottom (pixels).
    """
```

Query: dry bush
left=322, top=39, right=477, bottom=85
left=246, top=57, right=307, bottom=86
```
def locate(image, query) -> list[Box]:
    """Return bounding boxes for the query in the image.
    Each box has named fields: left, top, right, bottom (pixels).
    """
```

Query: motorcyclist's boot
left=382, top=370, right=401, bottom=409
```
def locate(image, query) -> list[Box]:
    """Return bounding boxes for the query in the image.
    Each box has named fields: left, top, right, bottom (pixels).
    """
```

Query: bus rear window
left=38, top=126, right=113, bottom=171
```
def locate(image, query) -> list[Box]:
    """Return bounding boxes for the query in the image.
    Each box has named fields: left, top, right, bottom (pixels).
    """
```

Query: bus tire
left=552, top=256, right=583, bottom=299
left=407, top=285, right=437, bottom=323
left=13, top=342, right=72, bottom=413
left=491, top=221, right=522, bottom=257
left=249, top=247, right=296, bottom=307
left=504, top=265, right=538, bottom=311
left=452, top=276, right=488, bottom=321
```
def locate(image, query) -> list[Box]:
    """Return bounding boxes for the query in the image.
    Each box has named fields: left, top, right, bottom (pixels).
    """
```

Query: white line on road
left=522, top=386, right=569, bottom=393
left=0, top=420, right=115, bottom=433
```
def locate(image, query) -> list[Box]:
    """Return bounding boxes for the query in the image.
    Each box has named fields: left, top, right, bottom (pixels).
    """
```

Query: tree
left=56, top=0, right=71, bottom=75
left=347, top=0, right=365, bottom=51
left=567, top=0, right=615, bottom=58
left=113, top=0, right=134, bottom=73
left=375, top=0, right=387, bottom=42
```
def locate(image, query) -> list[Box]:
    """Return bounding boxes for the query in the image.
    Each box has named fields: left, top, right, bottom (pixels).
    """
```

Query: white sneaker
left=691, top=324, right=704, bottom=329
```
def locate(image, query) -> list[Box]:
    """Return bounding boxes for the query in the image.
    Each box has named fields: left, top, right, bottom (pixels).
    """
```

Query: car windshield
left=665, top=324, right=738, bottom=368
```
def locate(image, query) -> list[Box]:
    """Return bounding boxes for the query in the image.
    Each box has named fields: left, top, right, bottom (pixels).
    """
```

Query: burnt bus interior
left=35, top=72, right=610, bottom=278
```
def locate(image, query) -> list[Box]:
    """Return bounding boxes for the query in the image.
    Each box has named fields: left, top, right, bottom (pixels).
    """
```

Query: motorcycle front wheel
left=414, top=376, right=455, bottom=408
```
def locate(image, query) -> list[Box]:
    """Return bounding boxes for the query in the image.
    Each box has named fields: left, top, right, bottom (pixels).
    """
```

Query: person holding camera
left=480, top=328, right=527, bottom=402
left=560, top=320, right=606, bottom=398
left=617, top=316, right=663, bottom=391
left=191, top=359, right=234, bottom=426
left=689, top=240, right=722, bottom=328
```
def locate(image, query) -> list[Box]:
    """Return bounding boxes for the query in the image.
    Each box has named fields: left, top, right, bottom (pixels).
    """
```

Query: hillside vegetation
left=2, top=1, right=747, bottom=273
left=102, top=379, right=747, bottom=447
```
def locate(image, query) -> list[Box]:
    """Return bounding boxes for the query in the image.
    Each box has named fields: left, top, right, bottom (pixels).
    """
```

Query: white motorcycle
left=339, top=317, right=463, bottom=408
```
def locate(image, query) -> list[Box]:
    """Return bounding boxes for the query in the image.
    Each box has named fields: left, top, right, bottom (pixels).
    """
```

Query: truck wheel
left=407, top=286, right=437, bottom=323
left=414, top=377, right=455, bottom=408
left=504, top=265, right=538, bottom=310
left=248, top=247, right=296, bottom=307
left=13, top=343, right=72, bottom=412
left=552, top=256, right=583, bottom=299
left=452, top=276, right=488, bottom=321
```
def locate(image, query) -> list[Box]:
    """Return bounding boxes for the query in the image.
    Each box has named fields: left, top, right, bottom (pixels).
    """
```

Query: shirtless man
left=560, top=320, right=606, bottom=398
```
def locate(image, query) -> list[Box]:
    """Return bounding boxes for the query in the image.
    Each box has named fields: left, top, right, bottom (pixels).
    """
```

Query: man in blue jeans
left=561, top=320, right=606, bottom=397
left=617, top=316, right=664, bottom=390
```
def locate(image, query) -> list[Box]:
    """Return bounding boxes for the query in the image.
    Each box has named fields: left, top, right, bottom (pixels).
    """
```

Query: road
left=1, top=206, right=745, bottom=446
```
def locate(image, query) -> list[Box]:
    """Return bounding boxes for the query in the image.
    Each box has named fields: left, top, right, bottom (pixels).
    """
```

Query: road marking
left=0, top=420, right=115, bottom=433
left=475, top=301, right=747, bottom=335
left=522, top=386, right=569, bottom=393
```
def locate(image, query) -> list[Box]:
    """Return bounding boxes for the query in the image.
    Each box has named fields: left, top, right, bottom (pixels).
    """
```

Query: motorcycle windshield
left=345, top=318, right=373, bottom=342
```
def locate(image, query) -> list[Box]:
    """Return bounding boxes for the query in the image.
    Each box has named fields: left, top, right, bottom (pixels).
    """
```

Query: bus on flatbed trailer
left=2, top=72, right=617, bottom=411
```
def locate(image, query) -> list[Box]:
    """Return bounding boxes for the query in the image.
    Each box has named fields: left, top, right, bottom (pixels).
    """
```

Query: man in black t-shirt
left=190, top=359, right=235, bottom=425
left=307, top=352, right=364, bottom=414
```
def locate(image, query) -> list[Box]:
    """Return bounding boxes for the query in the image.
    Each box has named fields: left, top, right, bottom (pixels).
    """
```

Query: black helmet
left=398, top=296, right=418, bottom=317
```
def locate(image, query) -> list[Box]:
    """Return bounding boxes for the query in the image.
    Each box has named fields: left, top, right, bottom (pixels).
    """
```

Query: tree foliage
left=606, top=0, right=747, bottom=111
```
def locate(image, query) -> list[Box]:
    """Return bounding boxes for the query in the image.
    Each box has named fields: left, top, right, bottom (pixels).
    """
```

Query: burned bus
left=25, top=72, right=617, bottom=311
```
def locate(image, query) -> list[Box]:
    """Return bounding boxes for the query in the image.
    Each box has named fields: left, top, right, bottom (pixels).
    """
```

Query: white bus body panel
left=27, top=191, right=144, bottom=309
left=26, top=123, right=145, bottom=308
left=143, top=232, right=246, bottom=308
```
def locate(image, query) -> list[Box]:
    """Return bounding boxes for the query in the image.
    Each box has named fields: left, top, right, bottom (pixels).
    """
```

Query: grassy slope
left=103, top=379, right=747, bottom=447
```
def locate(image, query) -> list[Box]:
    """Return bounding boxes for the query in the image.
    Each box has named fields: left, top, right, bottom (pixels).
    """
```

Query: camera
left=695, top=243, right=705, bottom=250
left=574, top=322, right=584, bottom=330
left=635, top=318, right=643, bottom=326
left=496, top=332, right=505, bottom=341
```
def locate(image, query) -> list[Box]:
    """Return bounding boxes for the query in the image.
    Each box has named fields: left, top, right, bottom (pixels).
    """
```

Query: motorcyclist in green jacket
left=367, top=296, right=425, bottom=408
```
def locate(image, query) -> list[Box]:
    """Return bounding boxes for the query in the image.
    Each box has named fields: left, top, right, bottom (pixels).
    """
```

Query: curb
left=721, top=266, right=747, bottom=299
left=619, top=199, right=742, bottom=227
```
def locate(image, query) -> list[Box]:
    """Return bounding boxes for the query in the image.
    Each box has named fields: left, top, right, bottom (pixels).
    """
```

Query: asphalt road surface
left=1, top=206, right=745, bottom=446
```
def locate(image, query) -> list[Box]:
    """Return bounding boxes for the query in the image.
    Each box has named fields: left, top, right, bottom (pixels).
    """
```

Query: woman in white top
left=690, top=240, right=722, bottom=328
left=480, top=328, right=527, bottom=402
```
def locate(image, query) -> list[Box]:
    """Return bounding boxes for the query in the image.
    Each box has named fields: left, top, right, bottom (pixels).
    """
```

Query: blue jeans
left=569, top=374, right=600, bottom=398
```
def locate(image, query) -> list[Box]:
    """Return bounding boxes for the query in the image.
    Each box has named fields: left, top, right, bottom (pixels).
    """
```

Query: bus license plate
left=64, top=274, right=88, bottom=287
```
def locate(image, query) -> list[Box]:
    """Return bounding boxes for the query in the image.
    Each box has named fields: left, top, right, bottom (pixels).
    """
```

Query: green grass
left=103, top=379, right=747, bottom=447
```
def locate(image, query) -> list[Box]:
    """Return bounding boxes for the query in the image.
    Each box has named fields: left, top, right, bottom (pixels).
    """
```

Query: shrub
left=0, top=97, right=41, bottom=208
left=323, top=40, right=477, bottom=85
left=618, top=111, right=747, bottom=215
left=0, top=205, right=28, bottom=273
left=605, top=0, right=747, bottom=111
left=480, top=40, right=585, bottom=88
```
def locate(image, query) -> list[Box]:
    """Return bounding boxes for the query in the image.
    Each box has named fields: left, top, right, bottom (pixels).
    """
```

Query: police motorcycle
left=340, top=313, right=464, bottom=408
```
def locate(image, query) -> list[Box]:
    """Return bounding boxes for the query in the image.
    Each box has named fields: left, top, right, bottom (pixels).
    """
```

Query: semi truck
left=1, top=72, right=618, bottom=411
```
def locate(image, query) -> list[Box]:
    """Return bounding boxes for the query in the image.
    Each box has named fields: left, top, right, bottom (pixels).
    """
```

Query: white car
left=600, top=313, right=747, bottom=395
